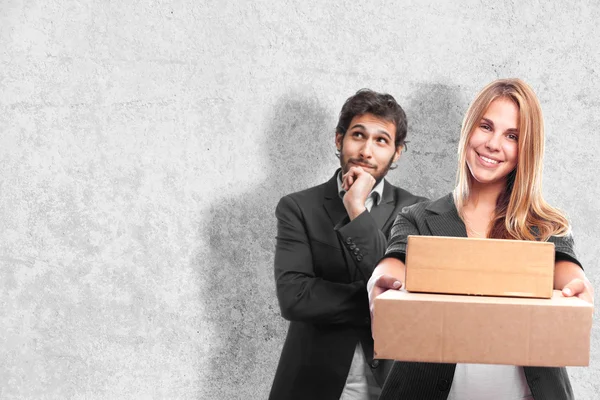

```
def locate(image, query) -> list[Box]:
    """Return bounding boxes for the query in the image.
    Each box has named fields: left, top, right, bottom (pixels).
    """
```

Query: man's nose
left=360, top=139, right=373, bottom=158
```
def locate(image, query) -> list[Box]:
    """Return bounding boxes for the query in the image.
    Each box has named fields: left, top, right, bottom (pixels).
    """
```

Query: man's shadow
left=198, top=93, right=336, bottom=398
left=395, top=83, right=467, bottom=198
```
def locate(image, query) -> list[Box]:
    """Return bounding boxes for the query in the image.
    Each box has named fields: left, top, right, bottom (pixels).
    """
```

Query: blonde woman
left=367, top=79, right=594, bottom=400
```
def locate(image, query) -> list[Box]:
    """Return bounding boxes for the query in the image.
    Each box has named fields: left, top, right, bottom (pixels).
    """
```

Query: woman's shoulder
left=400, top=193, right=455, bottom=217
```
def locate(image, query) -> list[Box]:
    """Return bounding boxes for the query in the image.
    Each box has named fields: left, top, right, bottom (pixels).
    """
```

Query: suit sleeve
left=334, top=210, right=387, bottom=282
left=382, top=206, right=421, bottom=263
left=274, top=195, right=370, bottom=327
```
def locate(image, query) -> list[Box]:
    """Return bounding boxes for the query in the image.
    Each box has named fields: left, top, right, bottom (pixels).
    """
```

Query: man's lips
left=349, top=160, right=376, bottom=169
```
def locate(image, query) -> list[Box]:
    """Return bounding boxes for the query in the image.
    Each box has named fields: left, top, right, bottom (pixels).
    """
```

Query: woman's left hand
left=562, top=278, right=594, bottom=305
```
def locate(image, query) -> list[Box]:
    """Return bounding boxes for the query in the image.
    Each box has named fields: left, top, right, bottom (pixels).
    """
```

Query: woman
left=367, top=78, right=594, bottom=400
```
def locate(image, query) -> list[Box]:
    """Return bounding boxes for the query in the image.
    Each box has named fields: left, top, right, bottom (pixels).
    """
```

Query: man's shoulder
left=278, top=180, right=330, bottom=208
left=385, top=181, right=428, bottom=206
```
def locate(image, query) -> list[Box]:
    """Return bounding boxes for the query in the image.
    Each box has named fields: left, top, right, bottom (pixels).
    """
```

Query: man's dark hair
left=335, top=89, right=407, bottom=150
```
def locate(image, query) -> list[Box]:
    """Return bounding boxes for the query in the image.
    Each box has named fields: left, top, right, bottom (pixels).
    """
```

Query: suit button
left=437, top=379, right=450, bottom=392
left=370, top=360, right=380, bottom=369
left=356, top=255, right=363, bottom=261
left=353, top=248, right=360, bottom=255
left=346, top=237, right=352, bottom=244
left=349, top=243, right=356, bottom=250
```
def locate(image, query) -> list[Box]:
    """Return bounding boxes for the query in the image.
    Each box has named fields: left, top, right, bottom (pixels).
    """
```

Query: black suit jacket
left=380, top=193, right=581, bottom=400
left=268, top=170, right=425, bottom=400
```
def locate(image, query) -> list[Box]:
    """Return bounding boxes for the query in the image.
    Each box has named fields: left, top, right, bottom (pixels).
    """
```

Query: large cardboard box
left=373, top=290, right=593, bottom=366
left=405, top=235, right=555, bottom=298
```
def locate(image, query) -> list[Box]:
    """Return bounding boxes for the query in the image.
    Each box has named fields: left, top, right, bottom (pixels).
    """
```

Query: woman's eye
left=481, top=124, right=491, bottom=131
left=507, top=134, right=518, bottom=141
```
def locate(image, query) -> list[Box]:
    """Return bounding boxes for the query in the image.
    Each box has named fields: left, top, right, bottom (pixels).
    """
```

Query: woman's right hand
left=367, top=257, right=407, bottom=320
left=367, top=274, right=402, bottom=316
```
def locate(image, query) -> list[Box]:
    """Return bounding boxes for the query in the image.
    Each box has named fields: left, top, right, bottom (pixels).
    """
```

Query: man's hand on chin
left=342, top=166, right=375, bottom=220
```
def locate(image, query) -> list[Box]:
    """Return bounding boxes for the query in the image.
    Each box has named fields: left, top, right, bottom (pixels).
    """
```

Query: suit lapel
left=369, top=179, right=395, bottom=229
left=424, top=193, right=468, bottom=238
left=323, top=172, right=348, bottom=227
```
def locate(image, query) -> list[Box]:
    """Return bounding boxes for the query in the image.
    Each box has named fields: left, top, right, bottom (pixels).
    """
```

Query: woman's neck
left=466, top=179, right=506, bottom=211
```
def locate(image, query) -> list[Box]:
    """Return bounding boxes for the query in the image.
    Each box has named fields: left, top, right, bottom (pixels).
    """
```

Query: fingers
left=368, top=274, right=403, bottom=322
left=367, top=274, right=402, bottom=302
left=343, top=166, right=367, bottom=179
left=342, top=166, right=364, bottom=190
left=374, top=274, right=403, bottom=291
left=342, top=173, right=354, bottom=190
left=562, top=278, right=594, bottom=304
left=562, top=279, right=584, bottom=297
left=342, top=166, right=375, bottom=194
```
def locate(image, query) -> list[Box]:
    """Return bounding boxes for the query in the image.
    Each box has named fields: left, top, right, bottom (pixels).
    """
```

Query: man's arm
left=335, top=211, right=387, bottom=282
left=336, top=166, right=387, bottom=281
left=274, top=195, right=371, bottom=326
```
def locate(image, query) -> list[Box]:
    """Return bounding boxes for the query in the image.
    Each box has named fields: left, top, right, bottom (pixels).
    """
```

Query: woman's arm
left=555, top=260, right=594, bottom=304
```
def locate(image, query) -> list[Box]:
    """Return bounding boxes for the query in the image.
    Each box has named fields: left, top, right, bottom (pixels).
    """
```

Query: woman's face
left=466, top=97, right=519, bottom=186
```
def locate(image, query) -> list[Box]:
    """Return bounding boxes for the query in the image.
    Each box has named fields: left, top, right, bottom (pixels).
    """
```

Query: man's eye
left=353, top=132, right=364, bottom=138
left=376, top=137, right=388, bottom=144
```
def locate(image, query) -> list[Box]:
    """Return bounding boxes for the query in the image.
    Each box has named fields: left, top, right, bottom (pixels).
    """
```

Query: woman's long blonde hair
left=453, top=78, right=570, bottom=241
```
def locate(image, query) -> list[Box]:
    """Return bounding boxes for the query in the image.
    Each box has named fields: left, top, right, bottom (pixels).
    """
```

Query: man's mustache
left=348, top=158, right=377, bottom=169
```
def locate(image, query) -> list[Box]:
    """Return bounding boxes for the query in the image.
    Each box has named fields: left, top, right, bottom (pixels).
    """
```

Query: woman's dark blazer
left=380, top=193, right=582, bottom=400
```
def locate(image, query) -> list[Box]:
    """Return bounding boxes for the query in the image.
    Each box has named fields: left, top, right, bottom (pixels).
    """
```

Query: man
left=269, top=89, right=425, bottom=400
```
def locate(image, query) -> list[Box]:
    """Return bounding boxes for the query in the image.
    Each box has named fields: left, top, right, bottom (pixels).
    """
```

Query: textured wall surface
left=1, top=1, right=599, bottom=399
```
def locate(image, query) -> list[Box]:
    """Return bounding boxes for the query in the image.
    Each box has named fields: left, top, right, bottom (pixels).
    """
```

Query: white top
left=448, top=364, right=533, bottom=400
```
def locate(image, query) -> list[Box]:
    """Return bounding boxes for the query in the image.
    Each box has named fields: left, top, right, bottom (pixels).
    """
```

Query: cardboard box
left=373, top=290, right=593, bottom=366
left=405, top=235, right=555, bottom=298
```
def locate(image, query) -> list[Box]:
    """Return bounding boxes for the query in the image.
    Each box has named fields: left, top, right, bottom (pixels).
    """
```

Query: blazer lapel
left=369, top=179, right=395, bottom=229
left=424, top=193, right=468, bottom=238
left=323, top=172, right=348, bottom=227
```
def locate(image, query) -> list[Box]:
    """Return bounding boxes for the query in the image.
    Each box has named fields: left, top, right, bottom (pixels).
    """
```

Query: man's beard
left=339, top=148, right=395, bottom=185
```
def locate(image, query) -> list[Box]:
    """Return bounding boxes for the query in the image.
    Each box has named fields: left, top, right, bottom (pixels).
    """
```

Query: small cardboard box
left=405, top=235, right=555, bottom=298
left=373, top=290, right=593, bottom=366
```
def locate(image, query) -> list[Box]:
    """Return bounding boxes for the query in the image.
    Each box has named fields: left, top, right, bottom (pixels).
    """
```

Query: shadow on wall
left=197, top=93, right=334, bottom=398
left=396, top=83, right=467, bottom=199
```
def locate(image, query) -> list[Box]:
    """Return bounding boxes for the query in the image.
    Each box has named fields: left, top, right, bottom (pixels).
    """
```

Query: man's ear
left=393, top=146, right=402, bottom=162
left=335, top=132, right=343, bottom=151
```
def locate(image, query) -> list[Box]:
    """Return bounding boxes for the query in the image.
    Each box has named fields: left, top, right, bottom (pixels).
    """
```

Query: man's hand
left=562, top=277, right=594, bottom=304
left=342, top=166, right=376, bottom=220
left=367, top=273, right=403, bottom=319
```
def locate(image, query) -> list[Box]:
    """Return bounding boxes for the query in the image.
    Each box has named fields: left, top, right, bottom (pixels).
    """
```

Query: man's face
left=335, top=113, right=402, bottom=183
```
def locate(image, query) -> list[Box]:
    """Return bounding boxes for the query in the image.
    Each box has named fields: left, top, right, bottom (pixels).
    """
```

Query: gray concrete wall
left=1, top=1, right=598, bottom=398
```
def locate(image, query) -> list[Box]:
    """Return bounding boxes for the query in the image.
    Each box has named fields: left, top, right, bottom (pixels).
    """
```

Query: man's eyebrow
left=349, top=123, right=392, bottom=140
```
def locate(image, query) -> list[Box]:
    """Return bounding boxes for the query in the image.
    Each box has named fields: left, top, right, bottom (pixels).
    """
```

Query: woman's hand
left=367, top=274, right=402, bottom=316
left=367, top=257, right=406, bottom=321
left=562, top=277, right=594, bottom=305
left=555, top=260, right=594, bottom=304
